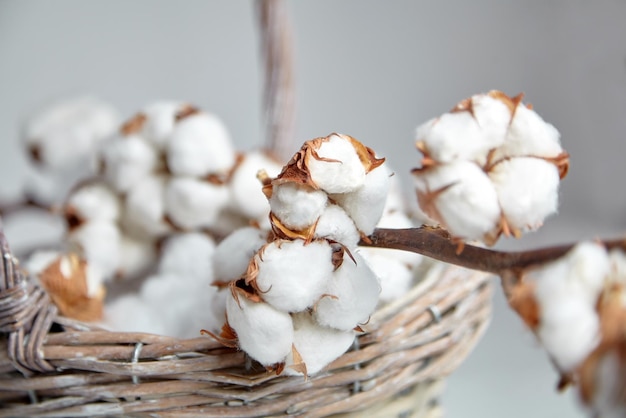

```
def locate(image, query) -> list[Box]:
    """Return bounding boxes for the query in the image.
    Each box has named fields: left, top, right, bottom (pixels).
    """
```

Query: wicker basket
left=0, top=226, right=492, bottom=417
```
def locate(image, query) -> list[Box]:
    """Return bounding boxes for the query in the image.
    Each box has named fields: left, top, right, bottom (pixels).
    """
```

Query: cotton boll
left=413, top=161, right=500, bottom=243
left=226, top=289, right=294, bottom=366
left=360, top=250, right=414, bottom=304
left=283, top=312, right=356, bottom=376
left=122, top=175, right=172, bottom=239
left=307, top=134, right=366, bottom=194
left=381, top=171, right=407, bottom=216
left=331, top=163, right=391, bottom=235
left=254, top=239, right=334, bottom=312
left=497, top=104, right=563, bottom=160
left=100, top=134, right=159, bottom=193
left=229, top=151, right=282, bottom=220
left=314, top=204, right=360, bottom=249
left=213, top=227, right=268, bottom=284
left=314, top=252, right=381, bottom=331
left=490, top=157, right=560, bottom=232
left=468, top=93, right=511, bottom=153
left=140, top=101, right=186, bottom=148
left=269, top=183, right=327, bottom=230
left=66, top=220, right=121, bottom=280
left=532, top=242, right=610, bottom=309
left=159, top=232, right=216, bottom=280
left=164, top=177, right=230, bottom=230
left=166, top=113, right=236, bottom=177
left=65, top=182, right=120, bottom=224
left=24, top=97, right=119, bottom=170
left=104, top=294, right=167, bottom=335
left=415, top=112, right=490, bottom=165
left=116, top=234, right=157, bottom=279
left=537, top=297, right=600, bottom=373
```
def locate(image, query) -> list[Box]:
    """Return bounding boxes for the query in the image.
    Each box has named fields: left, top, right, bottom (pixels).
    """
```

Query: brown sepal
left=507, top=280, right=540, bottom=330
left=63, top=205, right=85, bottom=231
left=543, top=152, right=570, bottom=180
left=344, top=134, right=386, bottom=173
left=289, top=344, right=308, bottom=377
left=201, top=319, right=239, bottom=349
left=270, top=213, right=317, bottom=243
left=174, top=104, right=201, bottom=122
left=120, top=113, right=147, bottom=136
left=450, top=97, right=475, bottom=119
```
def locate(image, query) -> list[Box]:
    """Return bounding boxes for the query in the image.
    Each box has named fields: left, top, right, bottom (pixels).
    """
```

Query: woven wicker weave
left=0, top=224, right=492, bottom=417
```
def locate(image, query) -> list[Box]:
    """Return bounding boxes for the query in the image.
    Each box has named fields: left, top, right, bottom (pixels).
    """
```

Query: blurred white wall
left=1, top=1, right=625, bottom=417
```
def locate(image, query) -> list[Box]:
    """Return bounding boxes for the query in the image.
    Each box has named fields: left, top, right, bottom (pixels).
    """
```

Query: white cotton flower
left=164, top=177, right=230, bottom=230
left=496, top=104, right=563, bottom=160
left=213, top=227, right=268, bottom=284
left=269, top=183, right=328, bottom=230
left=254, top=239, right=333, bottom=313
left=537, top=297, right=600, bottom=373
left=307, top=134, right=366, bottom=194
left=65, top=182, right=120, bottom=223
left=314, top=204, right=360, bottom=249
left=122, top=175, right=172, bottom=239
left=24, top=96, right=119, bottom=169
left=413, top=161, right=500, bottom=242
left=360, top=250, right=414, bottom=304
left=229, top=151, right=282, bottom=221
left=490, top=157, right=560, bottom=232
left=283, top=312, right=356, bottom=376
left=415, top=112, right=488, bottom=164
left=381, top=171, right=407, bottom=216
left=66, top=220, right=121, bottom=280
left=331, top=163, right=391, bottom=235
left=116, top=234, right=157, bottom=279
left=166, top=112, right=236, bottom=177
left=158, top=232, right=216, bottom=280
left=100, top=134, right=159, bottom=193
left=469, top=93, right=512, bottom=153
left=140, top=101, right=187, bottom=148
left=226, top=290, right=294, bottom=366
left=314, top=251, right=381, bottom=331
left=103, top=294, right=167, bottom=336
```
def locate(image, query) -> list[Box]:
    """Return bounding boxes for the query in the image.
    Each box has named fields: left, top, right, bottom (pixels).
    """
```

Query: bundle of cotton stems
left=412, top=90, right=569, bottom=246
left=211, top=133, right=424, bottom=376
left=21, top=97, right=120, bottom=205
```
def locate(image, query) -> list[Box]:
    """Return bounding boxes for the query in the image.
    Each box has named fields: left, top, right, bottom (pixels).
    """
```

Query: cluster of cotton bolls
left=103, top=232, right=222, bottom=339
left=507, top=242, right=626, bottom=417
left=412, top=91, right=570, bottom=245
left=20, top=99, right=283, bottom=334
left=21, top=97, right=120, bottom=205
left=212, top=133, right=399, bottom=376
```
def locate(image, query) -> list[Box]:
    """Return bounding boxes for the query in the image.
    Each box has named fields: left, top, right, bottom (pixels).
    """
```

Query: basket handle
left=0, top=217, right=56, bottom=375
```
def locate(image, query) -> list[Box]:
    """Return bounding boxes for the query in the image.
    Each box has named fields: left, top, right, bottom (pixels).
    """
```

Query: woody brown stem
left=0, top=197, right=54, bottom=218
left=363, top=227, right=626, bottom=277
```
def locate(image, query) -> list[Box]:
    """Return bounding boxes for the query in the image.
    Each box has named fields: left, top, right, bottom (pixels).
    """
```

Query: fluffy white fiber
left=213, top=226, right=268, bottom=284
left=307, top=134, right=366, bottom=194
left=100, top=134, right=159, bottom=193
left=269, top=183, right=328, bottom=230
left=164, top=177, right=230, bottom=230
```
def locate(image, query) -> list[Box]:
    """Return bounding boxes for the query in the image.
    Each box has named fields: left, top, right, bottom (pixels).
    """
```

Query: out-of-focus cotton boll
left=164, top=177, right=229, bottom=230
left=166, top=113, right=236, bottom=177
left=253, top=239, right=333, bottom=312
left=213, top=227, right=268, bottom=284
left=314, top=252, right=380, bottom=332
left=67, top=220, right=121, bottom=280
left=122, top=175, right=172, bottom=239
left=226, top=290, right=294, bottom=367
left=229, top=151, right=282, bottom=221
left=65, top=182, right=120, bottom=224
left=307, top=134, right=366, bottom=194
left=100, top=135, right=159, bottom=193
left=270, top=183, right=327, bottom=230
left=116, top=234, right=157, bottom=280
left=158, top=232, right=215, bottom=280
left=360, top=251, right=414, bottom=304
left=314, top=204, right=360, bottom=249
left=414, top=161, right=500, bottom=243
left=331, top=163, right=391, bottom=235
left=283, top=312, right=356, bottom=376
left=140, top=101, right=187, bottom=148
left=103, top=294, right=167, bottom=336
left=490, top=157, right=560, bottom=233
left=24, top=97, right=119, bottom=170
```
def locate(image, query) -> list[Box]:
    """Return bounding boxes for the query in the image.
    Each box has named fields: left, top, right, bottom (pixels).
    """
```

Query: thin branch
left=363, top=227, right=626, bottom=277
left=0, top=197, right=54, bottom=218
left=257, top=0, right=296, bottom=162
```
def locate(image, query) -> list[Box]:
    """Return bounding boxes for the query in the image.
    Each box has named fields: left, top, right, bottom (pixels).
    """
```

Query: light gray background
left=1, top=1, right=626, bottom=417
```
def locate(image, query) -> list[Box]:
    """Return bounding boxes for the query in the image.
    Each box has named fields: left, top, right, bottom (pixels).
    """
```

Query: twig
left=363, top=227, right=626, bottom=277
left=257, top=0, right=296, bottom=162
left=0, top=197, right=54, bottom=218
